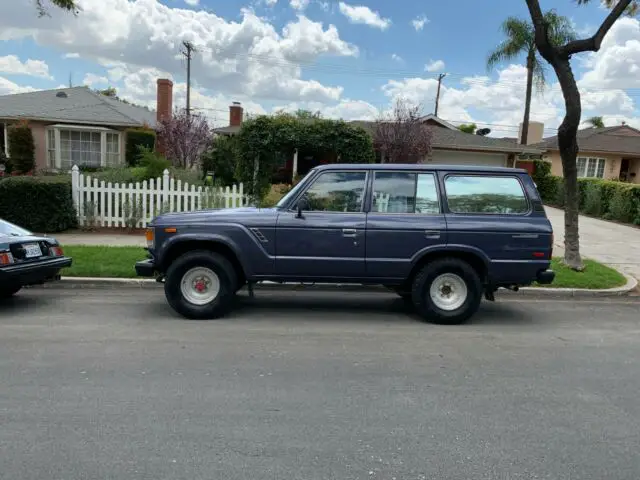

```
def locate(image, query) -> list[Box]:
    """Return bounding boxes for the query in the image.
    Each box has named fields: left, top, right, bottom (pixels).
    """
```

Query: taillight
left=50, top=246, right=64, bottom=257
left=0, top=251, right=14, bottom=265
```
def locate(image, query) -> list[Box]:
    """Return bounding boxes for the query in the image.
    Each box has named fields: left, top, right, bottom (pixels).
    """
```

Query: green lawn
left=59, top=246, right=628, bottom=290
left=535, top=258, right=627, bottom=289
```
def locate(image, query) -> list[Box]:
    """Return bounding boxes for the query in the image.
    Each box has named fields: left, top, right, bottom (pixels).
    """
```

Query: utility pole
left=434, top=73, right=446, bottom=117
left=181, top=41, right=197, bottom=117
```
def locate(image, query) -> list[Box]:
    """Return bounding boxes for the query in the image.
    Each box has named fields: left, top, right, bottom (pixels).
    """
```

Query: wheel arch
left=407, top=247, right=489, bottom=288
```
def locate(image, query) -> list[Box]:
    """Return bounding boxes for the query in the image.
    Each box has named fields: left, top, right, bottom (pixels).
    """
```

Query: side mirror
left=296, top=195, right=310, bottom=218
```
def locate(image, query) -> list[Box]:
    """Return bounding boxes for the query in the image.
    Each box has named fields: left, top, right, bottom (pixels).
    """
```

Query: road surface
left=1, top=287, right=639, bottom=480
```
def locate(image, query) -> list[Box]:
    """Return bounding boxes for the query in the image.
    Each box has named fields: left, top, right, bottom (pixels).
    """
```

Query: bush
left=260, top=183, right=291, bottom=207
left=201, top=136, right=239, bottom=186
left=125, top=127, right=156, bottom=166
left=138, top=146, right=171, bottom=179
left=606, top=186, right=638, bottom=223
left=0, top=176, right=76, bottom=232
left=581, top=179, right=603, bottom=216
left=7, top=120, right=35, bottom=174
left=532, top=160, right=558, bottom=202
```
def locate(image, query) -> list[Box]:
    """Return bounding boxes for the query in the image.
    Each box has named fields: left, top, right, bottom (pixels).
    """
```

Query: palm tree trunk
left=520, top=51, right=535, bottom=145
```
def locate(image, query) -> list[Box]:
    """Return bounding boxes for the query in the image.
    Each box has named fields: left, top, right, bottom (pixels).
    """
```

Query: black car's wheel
left=411, top=258, right=482, bottom=325
left=164, top=250, right=238, bottom=320
left=0, top=285, right=22, bottom=299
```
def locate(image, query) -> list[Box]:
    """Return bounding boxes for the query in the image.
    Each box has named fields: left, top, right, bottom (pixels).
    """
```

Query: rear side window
left=444, top=175, right=529, bottom=214
left=371, top=172, right=439, bottom=214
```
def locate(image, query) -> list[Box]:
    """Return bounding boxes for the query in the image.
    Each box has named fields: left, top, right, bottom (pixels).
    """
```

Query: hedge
left=7, top=120, right=35, bottom=174
left=125, top=128, right=156, bottom=166
left=0, top=176, right=77, bottom=232
left=533, top=160, right=640, bottom=225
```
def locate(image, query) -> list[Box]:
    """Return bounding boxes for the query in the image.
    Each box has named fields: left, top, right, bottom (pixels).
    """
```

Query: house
left=0, top=79, right=174, bottom=172
left=531, top=124, right=640, bottom=183
left=213, top=104, right=545, bottom=177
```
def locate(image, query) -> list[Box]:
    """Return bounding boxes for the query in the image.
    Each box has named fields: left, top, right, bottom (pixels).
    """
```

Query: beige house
left=0, top=79, right=174, bottom=172
left=531, top=124, right=640, bottom=183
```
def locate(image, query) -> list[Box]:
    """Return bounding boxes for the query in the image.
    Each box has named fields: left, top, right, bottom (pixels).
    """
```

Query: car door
left=365, top=170, right=447, bottom=280
left=275, top=170, right=368, bottom=279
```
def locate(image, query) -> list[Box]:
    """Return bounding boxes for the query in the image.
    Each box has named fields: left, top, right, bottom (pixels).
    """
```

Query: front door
left=365, top=170, right=447, bottom=280
left=276, top=170, right=368, bottom=279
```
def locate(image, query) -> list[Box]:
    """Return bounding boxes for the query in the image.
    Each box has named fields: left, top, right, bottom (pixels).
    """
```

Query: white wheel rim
left=429, top=273, right=468, bottom=311
left=180, top=267, right=221, bottom=306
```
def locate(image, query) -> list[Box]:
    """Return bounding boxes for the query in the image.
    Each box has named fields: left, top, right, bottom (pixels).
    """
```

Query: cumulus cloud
left=0, top=0, right=356, bottom=103
left=425, top=59, right=445, bottom=72
left=0, top=76, right=37, bottom=95
left=411, top=15, right=429, bottom=31
left=0, top=55, right=52, bottom=79
left=337, top=2, right=391, bottom=30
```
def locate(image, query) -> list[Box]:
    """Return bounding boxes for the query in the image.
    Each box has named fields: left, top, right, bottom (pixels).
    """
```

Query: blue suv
left=136, top=164, right=555, bottom=324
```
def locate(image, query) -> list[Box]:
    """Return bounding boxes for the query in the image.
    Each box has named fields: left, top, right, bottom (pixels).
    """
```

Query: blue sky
left=1, top=0, right=638, bottom=137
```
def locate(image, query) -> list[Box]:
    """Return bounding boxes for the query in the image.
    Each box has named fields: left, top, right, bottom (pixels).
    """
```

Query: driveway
left=545, top=206, right=640, bottom=279
left=2, top=287, right=640, bottom=480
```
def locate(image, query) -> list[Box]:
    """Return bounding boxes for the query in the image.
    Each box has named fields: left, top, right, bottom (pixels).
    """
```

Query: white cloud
left=184, top=0, right=199, bottom=5
left=411, top=14, right=429, bottom=31
left=0, top=55, right=52, bottom=79
left=425, top=59, right=445, bottom=72
left=265, top=0, right=278, bottom=5
left=272, top=98, right=380, bottom=121
left=64, top=52, right=80, bottom=58
left=83, top=73, right=109, bottom=86
left=337, top=2, right=391, bottom=30
left=0, top=76, right=37, bottom=95
left=290, top=0, right=309, bottom=10
left=391, top=53, right=402, bottom=63
left=0, top=0, right=357, bottom=104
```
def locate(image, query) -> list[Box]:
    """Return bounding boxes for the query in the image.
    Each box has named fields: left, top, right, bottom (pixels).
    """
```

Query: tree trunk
left=520, top=52, right=535, bottom=145
left=550, top=58, right=583, bottom=271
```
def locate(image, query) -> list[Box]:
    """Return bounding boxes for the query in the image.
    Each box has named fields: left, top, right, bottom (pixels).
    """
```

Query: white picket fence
left=70, top=165, right=248, bottom=228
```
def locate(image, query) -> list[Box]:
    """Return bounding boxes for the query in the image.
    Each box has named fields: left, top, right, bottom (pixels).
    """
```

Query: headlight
left=145, top=228, right=154, bottom=248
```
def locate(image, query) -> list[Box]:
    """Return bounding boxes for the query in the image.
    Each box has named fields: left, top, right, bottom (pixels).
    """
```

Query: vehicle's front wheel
left=411, top=258, right=482, bottom=325
left=0, top=285, right=22, bottom=300
left=164, top=250, right=238, bottom=320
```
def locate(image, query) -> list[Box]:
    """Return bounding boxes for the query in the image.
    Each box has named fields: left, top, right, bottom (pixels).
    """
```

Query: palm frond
left=576, top=0, right=639, bottom=16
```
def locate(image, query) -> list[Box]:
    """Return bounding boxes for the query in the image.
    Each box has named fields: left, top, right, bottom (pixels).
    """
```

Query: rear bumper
left=0, top=256, right=72, bottom=286
left=135, top=259, right=156, bottom=277
left=536, top=269, right=555, bottom=285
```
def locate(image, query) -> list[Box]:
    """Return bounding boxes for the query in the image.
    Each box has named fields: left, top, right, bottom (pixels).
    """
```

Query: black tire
left=0, top=285, right=22, bottom=300
left=164, top=250, right=238, bottom=320
left=411, top=258, right=482, bottom=325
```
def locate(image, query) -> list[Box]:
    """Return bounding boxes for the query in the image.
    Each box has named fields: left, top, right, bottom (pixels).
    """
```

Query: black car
left=0, top=218, right=72, bottom=299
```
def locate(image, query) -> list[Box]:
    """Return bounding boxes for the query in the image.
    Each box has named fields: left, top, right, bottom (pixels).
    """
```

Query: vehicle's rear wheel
left=0, top=285, right=22, bottom=299
left=411, top=258, right=482, bottom=325
left=164, top=250, right=238, bottom=320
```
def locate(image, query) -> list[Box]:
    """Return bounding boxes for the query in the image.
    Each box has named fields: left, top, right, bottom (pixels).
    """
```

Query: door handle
left=424, top=230, right=440, bottom=239
left=342, top=228, right=357, bottom=237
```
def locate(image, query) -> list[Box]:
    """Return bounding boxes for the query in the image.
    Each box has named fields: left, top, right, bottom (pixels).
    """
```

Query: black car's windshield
left=0, top=218, right=32, bottom=237
left=275, top=170, right=314, bottom=208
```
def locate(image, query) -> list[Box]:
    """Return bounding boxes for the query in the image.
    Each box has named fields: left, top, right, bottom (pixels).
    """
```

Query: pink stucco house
left=0, top=79, right=173, bottom=172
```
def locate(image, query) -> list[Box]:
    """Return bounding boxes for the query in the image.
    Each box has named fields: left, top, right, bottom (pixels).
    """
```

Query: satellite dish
left=476, top=128, right=491, bottom=136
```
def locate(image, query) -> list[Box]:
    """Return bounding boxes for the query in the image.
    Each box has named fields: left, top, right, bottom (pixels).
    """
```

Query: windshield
left=275, top=170, right=315, bottom=208
left=0, top=218, right=32, bottom=237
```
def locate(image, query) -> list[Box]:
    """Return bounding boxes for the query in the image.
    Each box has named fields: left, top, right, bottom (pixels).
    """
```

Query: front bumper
left=536, top=269, right=555, bottom=285
left=0, top=256, right=72, bottom=286
left=135, top=259, right=156, bottom=277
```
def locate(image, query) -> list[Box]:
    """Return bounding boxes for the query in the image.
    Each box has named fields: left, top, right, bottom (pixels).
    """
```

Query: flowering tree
left=374, top=98, right=432, bottom=163
left=157, top=110, right=212, bottom=169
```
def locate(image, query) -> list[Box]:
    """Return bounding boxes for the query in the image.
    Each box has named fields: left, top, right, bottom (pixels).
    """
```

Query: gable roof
left=0, top=86, right=156, bottom=127
left=532, top=125, right=640, bottom=155
left=349, top=120, right=544, bottom=155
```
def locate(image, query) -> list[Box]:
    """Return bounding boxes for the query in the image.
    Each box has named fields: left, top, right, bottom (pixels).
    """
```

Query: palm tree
left=586, top=116, right=605, bottom=128
left=36, top=0, right=78, bottom=16
left=487, top=11, right=576, bottom=145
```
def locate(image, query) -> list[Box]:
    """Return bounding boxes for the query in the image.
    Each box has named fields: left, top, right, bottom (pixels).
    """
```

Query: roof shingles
left=531, top=125, right=640, bottom=155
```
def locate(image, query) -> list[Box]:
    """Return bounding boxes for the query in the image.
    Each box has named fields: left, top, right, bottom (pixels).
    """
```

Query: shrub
left=532, top=160, right=558, bottom=202
left=260, top=183, right=291, bottom=207
left=7, top=120, right=35, bottom=174
left=138, top=146, right=171, bottom=179
left=607, top=186, right=637, bottom=223
left=201, top=136, right=239, bottom=186
left=582, top=180, right=603, bottom=216
left=0, top=176, right=76, bottom=232
left=125, top=127, right=156, bottom=166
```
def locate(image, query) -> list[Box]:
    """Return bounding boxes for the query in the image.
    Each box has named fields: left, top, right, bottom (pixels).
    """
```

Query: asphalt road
left=1, top=287, right=640, bottom=480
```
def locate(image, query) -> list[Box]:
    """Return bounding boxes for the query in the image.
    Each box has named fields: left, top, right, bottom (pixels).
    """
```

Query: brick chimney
left=229, top=102, right=243, bottom=127
left=156, top=79, right=173, bottom=123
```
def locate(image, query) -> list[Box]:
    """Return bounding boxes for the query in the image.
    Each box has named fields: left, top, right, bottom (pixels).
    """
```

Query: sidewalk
left=54, top=231, right=146, bottom=247
left=545, top=206, right=640, bottom=279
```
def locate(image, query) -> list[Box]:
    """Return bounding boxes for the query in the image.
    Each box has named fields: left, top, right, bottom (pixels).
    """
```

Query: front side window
left=445, top=175, right=528, bottom=214
left=301, top=171, right=367, bottom=212
left=371, top=172, right=440, bottom=214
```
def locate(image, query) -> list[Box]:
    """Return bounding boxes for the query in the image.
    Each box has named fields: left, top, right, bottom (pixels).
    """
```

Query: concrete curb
left=39, top=274, right=638, bottom=297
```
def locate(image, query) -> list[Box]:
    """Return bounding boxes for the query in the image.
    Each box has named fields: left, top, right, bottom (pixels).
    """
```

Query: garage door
left=431, top=150, right=507, bottom=167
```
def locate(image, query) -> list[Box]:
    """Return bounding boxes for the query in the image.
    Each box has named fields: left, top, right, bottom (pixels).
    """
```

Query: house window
left=577, top=157, right=606, bottom=178
left=45, top=126, right=122, bottom=169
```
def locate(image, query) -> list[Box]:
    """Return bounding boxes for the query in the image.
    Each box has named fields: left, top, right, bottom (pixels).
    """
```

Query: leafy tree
left=157, top=110, right=212, bottom=169
left=586, top=116, right=605, bottom=128
left=202, top=135, right=240, bottom=186
left=7, top=121, right=35, bottom=174
left=487, top=11, right=576, bottom=145
left=458, top=123, right=477, bottom=134
left=524, top=0, right=637, bottom=270
left=36, top=0, right=79, bottom=16
left=374, top=98, right=432, bottom=163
